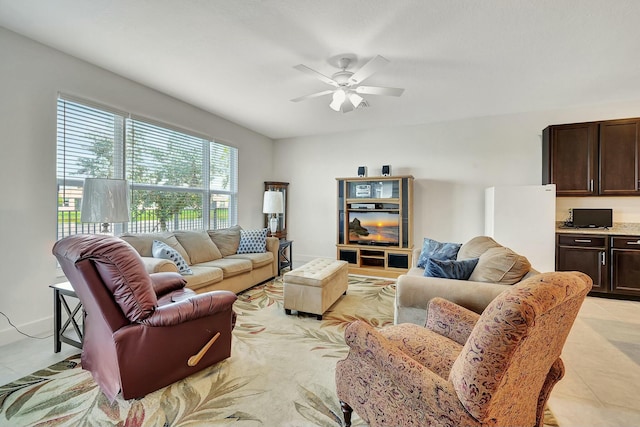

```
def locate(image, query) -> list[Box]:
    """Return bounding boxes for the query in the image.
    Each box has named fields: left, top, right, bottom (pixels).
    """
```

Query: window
left=56, top=95, right=238, bottom=240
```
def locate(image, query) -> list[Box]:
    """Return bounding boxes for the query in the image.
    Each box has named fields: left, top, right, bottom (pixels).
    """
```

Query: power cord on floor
left=0, top=311, right=52, bottom=340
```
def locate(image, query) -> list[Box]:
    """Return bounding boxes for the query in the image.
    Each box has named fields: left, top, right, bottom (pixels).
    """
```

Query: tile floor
left=0, top=295, right=639, bottom=426
left=547, top=295, right=640, bottom=427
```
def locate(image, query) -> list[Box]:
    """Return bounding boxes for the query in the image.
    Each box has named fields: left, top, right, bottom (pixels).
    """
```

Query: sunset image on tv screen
left=348, top=211, right=399, bottom=244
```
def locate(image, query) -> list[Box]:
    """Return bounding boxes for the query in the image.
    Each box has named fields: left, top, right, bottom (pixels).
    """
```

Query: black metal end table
left=278, top=239, right=293, bottom=276
left=50, top=282, right=84, bottom=352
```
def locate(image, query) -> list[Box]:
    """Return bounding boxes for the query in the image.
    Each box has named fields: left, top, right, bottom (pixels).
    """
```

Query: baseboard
left=0, top=316, right=53, bottom=348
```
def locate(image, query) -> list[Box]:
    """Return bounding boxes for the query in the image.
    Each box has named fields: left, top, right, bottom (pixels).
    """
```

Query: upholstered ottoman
left=283, top=258, right=349, bottom=320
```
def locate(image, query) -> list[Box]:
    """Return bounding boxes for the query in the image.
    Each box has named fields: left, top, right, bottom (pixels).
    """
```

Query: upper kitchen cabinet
left=543, top=123, right=598, bottom=195
left=599, top=119, right=640, bottom=195
left=543, top=118, right=640, bottom=196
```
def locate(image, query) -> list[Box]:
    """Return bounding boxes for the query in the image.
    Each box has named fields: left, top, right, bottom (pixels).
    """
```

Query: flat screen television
left=571, top=208, right=612, bottom=228
left=348, top=211, right=399, bottom=246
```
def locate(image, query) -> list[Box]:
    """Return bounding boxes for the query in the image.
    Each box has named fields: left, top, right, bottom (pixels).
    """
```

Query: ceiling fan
left=291, top=54, right=404, bottom=113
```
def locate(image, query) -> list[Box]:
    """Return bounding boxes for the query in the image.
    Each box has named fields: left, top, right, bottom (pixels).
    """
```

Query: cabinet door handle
left=590, top=179, right=594, bottom=192
left=627, top=240, right=640, bottom=245
left=574, top=239, right=592, bottom=243
left=601, top=251, right=606, bottom=265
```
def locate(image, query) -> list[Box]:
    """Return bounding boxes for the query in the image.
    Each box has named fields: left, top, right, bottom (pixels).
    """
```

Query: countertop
left=556, top=222, right=640, bottom=236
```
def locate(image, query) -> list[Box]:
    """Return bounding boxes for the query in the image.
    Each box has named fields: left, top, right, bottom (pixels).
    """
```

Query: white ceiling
left=2, top=0, right=640, bottom=140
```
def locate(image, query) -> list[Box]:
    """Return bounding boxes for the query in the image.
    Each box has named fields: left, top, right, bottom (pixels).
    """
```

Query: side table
left=50, top=282, right=84, bottom=353
left=278, top=239, right=293, bottom=276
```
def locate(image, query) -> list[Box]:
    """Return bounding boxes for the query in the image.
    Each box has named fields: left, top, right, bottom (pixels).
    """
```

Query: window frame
left=56, top=94, right=238, bottom=239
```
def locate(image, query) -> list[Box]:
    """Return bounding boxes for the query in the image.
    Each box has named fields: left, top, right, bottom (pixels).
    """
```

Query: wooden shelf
left=264, top=181, right=288, bottom=239
left=349, top=209, right=400, bottom=212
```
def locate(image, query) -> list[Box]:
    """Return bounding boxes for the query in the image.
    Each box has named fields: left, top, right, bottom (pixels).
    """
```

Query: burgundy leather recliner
left=52, top=234, right=237, bottom=401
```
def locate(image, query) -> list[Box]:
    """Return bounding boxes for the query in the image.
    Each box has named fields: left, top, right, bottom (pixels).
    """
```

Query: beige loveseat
left=395, top=236, right=538, bottom=326
left=120, top=226, right=278, bottom=295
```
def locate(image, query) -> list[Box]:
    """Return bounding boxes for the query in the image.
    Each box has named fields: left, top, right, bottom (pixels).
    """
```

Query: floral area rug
left=0, top=276, right=392, bottom=426
left=0, top=275, right=558, bottom=427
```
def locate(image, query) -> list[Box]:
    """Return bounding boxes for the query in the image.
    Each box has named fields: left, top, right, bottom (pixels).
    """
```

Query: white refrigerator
left=485, top=184, right=556, bottom=273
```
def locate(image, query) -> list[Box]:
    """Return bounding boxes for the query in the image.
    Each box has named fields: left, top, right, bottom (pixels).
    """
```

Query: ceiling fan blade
left=349, top=55, right=390, bottom=85
left=290, top=90, right=335, bottom=102
left=355, top=86, right=405, bottom=97
left=293, top=64, right=339, bottom=87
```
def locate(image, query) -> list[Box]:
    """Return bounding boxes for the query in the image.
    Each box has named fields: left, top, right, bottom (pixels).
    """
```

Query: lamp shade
left=262, top=191, right=283, bottom=214
left=81, top=178, right=130, bottom=223
left=329, top=89, right=347, bottom=112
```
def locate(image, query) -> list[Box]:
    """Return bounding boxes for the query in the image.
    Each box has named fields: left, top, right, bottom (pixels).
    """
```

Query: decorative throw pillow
left=119, top=232, right=191, bottom=263
left=417, top=237, right=462, bottom=268
left=237, top=228, right=268, bottom=254
left=152, top=240, right=193, bottom=275
left=468, top=246, right=531, bottom=285
left=173, top=230, right=222, bottom=264
left=457, top=236, right=501, bottom=260
left=424, top=257, right=479, bottom=280
left=208, top=225, right=242, bottom=257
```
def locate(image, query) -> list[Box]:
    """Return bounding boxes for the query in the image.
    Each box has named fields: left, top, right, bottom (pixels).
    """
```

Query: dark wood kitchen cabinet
left=543, top=123, right=598, bottom=196
left=610, top=236, right=640, bottom=297
left=543, top=118, right=640, bottom=196
left=556, top=233, right=640, bottom=299
left=599, top=119, right=640, bottom=195
left=556, top=234, right=608, bottom=293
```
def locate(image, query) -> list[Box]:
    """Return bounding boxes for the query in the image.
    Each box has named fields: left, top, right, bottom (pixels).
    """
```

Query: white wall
left=0, top=28, right=273, bottom=345
left=557, top=197, right=640, bottom=223
left=274, top=101, right=640, bottom=264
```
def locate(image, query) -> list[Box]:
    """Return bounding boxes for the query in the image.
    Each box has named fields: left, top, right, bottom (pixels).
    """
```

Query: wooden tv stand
left=336, top=175, right=414, bottom=278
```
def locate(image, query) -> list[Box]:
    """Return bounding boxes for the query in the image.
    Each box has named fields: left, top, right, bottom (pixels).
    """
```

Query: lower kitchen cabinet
left=610, top=236, right=640, bottom=297
left=556, top=234, right=608, bottom=293
left=556, top=233, right=640, bottom=299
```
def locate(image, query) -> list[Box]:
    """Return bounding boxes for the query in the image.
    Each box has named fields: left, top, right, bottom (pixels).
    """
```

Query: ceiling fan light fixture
left=329, top=89, right=346, bottom=112
left=293, top=54, right=404, bottom=113
left=348, top=91, right=364, bottom=108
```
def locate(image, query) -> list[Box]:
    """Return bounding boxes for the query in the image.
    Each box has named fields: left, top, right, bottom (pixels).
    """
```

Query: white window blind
left=209, top=138, right=238, bottom=229
left=56, top=98, right=124, bottom=237
left=56, top=95, right=238, bottom=239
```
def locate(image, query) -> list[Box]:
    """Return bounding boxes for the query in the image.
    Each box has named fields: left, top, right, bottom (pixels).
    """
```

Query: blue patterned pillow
left=424, top=257, right=479, bottom=280
left=237, top=228, right=268, bottom=254
left=416, top=237, right=462, bottom=268
left=152, top=240, right=193, bottom=275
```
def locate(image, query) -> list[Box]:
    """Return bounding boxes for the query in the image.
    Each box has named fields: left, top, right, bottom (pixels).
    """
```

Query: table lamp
left=81, top=178, right=130, bottom=233
left=262, top=190, right=283, bottom=234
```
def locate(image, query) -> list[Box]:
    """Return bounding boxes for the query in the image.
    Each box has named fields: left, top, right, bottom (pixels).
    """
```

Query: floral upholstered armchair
left=335, top=271, right=592, bottom=427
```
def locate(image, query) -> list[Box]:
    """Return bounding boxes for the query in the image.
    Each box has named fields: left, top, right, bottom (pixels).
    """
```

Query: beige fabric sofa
left=120, top=227, right=278, bottom=294
left=395, top=236, right=538, bottom=326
